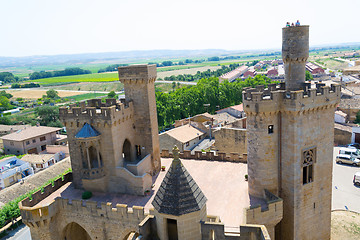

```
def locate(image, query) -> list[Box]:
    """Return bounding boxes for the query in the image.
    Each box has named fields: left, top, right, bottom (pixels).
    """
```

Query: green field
left=28, top=72, right=118, bottom=84
left=66, top=92, right=107, bottom=101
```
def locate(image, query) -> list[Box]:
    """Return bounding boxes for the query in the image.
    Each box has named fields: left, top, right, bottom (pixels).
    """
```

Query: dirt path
left=331, top=210, right=360, bottom=239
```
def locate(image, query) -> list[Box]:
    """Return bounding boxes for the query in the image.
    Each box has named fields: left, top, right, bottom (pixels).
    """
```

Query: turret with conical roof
left=152, top=146, right=208, bottom=240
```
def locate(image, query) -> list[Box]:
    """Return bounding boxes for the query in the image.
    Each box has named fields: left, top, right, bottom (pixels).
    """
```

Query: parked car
left=354, top=172, right=360, bottom=186
left=347, top=143, right=360, bottom=149
left=336, top=154, right=360, bottom=166
left=338, top=147, right=360, bottom=159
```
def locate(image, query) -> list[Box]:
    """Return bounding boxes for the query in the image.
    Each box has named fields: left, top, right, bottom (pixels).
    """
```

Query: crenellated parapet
left=59, top=98, right=134, bottom=126
left=118, top=64, right=157, bottom=84
left=160, top=149, right=247, bottom=163
left=57, top=198, right=153, bottom=221
left=19, top=172, right=73, bottom=228
left=245, top=190, right=283, bottom=239
left=243, top=83, right=341, bottom=115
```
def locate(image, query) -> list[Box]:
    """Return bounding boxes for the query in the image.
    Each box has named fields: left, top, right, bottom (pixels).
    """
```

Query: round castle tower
left=282, top=25, right=309, bottom=90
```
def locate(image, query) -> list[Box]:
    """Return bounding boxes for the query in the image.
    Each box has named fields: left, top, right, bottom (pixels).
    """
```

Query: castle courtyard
left=30, top=158, right=250, bottom=227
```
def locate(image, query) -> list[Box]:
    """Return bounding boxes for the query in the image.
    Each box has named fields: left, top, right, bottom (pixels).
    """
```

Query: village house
left=0, top=156, right=33, bottom=190
left=159, top=124, right=206, bottom=152
left=343, top=60, right=360, bottom=77
left=335, top=110, right=348, bottom=124
left=305, top=62, right=325, bottom=75
left=338, top=98, right=360, bottom=123
left=218, top=65, right=248, bottom=83
left=243, top=67, right=257, bottom=78
left=1, top=126, right=67, bottom=155
left=21, top=152, right=65, bottom=172
left=0, top=124, right=31, bottom=137
left=215, top=103, right=245, bottom=118
left=266, top=67, right=279, bottom=77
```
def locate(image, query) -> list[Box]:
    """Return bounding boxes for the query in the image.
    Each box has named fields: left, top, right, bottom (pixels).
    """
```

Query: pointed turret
left=152, top=146, right=208, bottom=240
left=152, top=146, right=207, bottom=216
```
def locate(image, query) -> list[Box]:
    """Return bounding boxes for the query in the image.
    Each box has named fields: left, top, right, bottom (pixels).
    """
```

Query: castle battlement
left=59, top=98, right=134, bottom=123
left=19, top=171, right=154, bottom=228
left=160, top=149, right=247, bottom=163
left=243, top=83, right=340, bottom=113
left=245, top=190, right=283, bottom=232
left=57, top=198, right=153, bottom=221
left=118, top=64, right=157, bottom=84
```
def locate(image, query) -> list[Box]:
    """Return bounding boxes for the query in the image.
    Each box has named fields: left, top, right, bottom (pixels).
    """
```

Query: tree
left=0, top=96, right=13, bottom=111
left=46, top=89, right=59, bottom=99
left=0, top=91, right=12, bottom=99
left=306, top=70, right=313, bottom=81
left=355, top=111, right=360, bottom=124
left=108, top=91, right=116, bottom=98
left=35, top=106, right=60, bottom=126
left=208, top=56, right=220, bottom=61
left=162, top=61, right=173, bottom=67
left=172, top=82, right=176, bottom=91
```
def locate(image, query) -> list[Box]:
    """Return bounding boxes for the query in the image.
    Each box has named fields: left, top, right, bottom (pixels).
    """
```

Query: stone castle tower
left=59, top=64, right=160, bottom=195
left=243, top=25, right=340, bottom=239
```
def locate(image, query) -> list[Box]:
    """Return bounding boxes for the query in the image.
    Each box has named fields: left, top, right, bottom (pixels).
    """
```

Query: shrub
left=82, top=191, right=92, bottom=199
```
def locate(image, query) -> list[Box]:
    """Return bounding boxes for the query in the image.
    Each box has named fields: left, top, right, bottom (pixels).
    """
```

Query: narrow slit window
left=268, top=125, right=274, bottom=134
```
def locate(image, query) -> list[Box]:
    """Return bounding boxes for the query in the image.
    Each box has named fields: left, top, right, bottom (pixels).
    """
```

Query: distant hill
left=0, top=43, right=359, bottom=69
left=0, top=49, right=237, bottom=68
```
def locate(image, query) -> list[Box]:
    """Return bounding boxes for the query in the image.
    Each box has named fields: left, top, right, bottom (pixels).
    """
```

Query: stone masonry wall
left=214, top=127, right=247, bottom=156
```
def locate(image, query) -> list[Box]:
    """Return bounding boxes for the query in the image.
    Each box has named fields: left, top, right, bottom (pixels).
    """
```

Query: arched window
left=88, top=146, right=98, bottom=168
left=123, top=139, right=132, bottom=162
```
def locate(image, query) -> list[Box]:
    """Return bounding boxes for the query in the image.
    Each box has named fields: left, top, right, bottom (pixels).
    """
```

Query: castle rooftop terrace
left=29, top=158, right=251, bottom=227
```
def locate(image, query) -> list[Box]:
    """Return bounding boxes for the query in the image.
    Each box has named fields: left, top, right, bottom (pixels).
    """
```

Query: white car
left=354, top=172, right=360, bottom=186
left=338, top=147, right=360, bottom=159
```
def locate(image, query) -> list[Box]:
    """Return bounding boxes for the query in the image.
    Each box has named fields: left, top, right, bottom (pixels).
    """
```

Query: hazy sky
left=1, top=0, right=359, bottom=57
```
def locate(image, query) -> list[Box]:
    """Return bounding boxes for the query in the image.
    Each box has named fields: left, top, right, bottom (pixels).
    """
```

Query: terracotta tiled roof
left=1, top=126, right=61, bottom=142
left=21, top=154, right=55, bottom=164
left=162, top=124, right=205, bottom=143
left=339, top=99, right=360, bottom=109
left=334, top=123, right=352, bottom=132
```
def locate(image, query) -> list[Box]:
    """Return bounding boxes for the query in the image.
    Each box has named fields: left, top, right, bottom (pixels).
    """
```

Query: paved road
left=156, top=80, right=196, bottom=85
left=2, top=225, right=31, bottom=240
left=332, top=147, right=360, bottom=212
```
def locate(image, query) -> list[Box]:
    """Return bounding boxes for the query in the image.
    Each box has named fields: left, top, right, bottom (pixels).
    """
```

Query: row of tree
left=156, top=75, right=275, bottom=129
left=11, top=83, right=40, bottom=89
left=29, top=67, right=91, bottom=80
left=163, top=63, right=241, bottom=82
left=0, top=72, right=20, bottom=84
left=97, top=64, right=128, bottom=73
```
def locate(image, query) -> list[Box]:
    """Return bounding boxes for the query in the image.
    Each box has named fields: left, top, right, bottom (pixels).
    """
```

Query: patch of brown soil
left=331, top=210, right=360, bottom=240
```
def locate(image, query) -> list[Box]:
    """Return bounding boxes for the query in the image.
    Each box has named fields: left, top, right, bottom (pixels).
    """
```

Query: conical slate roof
left=152, top=146, right=207, bottom=216
left=75, top=123, right=100, bottom=139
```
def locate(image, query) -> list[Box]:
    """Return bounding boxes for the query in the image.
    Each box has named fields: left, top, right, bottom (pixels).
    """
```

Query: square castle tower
left=59, top=64, right=160, bottom=195
left=243, top=25, right=341, bottom=239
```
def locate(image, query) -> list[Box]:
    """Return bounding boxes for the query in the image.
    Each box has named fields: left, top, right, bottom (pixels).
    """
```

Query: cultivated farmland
left=7, top=89, right=86, bottom=99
